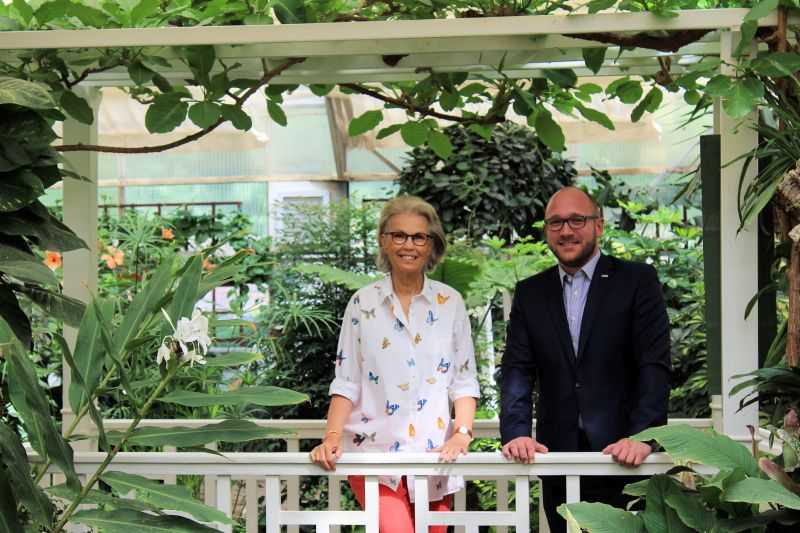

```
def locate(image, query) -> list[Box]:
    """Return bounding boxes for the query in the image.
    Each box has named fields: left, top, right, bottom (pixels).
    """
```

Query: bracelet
left=324, top=430, right=341, bottom=438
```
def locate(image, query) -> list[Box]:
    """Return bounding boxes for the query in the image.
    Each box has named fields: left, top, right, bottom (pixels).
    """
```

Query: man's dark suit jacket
left=500, top=254, right=671, bottom=452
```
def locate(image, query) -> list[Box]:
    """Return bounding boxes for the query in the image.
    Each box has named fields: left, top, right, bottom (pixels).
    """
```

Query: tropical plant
left=398, top=122, right=575, bottom=241
left=0, top=251, right=308, bottom=531
left=561, top=424, right=800, bottom=531
left=0, top=78, right=86, bottom=349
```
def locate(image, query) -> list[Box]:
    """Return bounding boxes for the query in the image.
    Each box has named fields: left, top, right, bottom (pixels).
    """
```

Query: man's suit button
left=575, top=382, right=581, bottom=389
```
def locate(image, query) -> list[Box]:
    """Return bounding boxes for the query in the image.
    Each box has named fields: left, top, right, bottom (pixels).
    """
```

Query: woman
left=310, top=195, right=480, bottom=533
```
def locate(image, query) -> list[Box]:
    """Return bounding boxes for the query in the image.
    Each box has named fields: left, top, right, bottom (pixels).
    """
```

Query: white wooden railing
left=48, top=418, right=715, bottom=532
left=39, top=451, right=717, bottom=533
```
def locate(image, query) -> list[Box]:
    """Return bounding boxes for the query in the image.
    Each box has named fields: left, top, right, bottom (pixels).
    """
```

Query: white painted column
left=60, top=87, right=101, bottom=448
left=717, top=29, right=760, bottom=442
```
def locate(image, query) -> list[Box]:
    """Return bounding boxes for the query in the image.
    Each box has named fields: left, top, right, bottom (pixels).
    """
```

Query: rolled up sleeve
left=448, top=295, right=480, bottom=401
left=328, top=293, right=363, bottom=403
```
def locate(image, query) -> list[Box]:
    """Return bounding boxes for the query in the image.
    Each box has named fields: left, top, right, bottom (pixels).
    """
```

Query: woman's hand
left=434, top=433, right=471, bottom=463
left=310, top=435, right=343, bottom=471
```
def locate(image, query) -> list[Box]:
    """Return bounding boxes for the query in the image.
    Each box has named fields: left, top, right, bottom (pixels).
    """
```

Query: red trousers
left=347, top=476, right=451, bottom=533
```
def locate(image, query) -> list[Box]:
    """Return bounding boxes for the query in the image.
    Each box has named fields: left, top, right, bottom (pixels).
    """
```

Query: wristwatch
left=455, top=426, right=473, bottom=439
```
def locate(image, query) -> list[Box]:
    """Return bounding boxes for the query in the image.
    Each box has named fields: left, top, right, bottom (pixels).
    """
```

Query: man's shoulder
left=516, top=265, right=559, bottom=292
left=604, top=255, right=657, bottom=278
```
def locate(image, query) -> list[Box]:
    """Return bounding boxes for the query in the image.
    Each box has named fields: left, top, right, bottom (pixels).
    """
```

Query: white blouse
left=329, top=275, right=480, bottom=502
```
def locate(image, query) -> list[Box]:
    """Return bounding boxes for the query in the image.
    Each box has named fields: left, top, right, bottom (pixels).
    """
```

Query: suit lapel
left=545, top=267, right=577, bottom=373
left=577, top=255, right=614, bottom=362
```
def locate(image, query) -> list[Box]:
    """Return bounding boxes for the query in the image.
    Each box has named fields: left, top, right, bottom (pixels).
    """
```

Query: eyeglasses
left=544, top=215, right=601, bottom=231
left=382, top=231, right=432, bottom=246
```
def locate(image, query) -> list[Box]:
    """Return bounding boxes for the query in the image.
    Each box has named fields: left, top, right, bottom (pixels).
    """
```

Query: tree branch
left=566, top=29, right=712, bottom=53
left=55, top=57, right=305, bottom=154
left=341, top=82, right=504, bottom=125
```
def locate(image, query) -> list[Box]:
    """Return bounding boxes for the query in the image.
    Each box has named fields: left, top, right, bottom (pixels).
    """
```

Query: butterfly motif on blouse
left=426, top=310, right=438, bottom=325
left=437, top=417, right=445, bottom=430
left=335, top=350, right=346, bottom=366
left=407, top=358, right=416, bottom=367
left=409, top=424, right=416, bottom=437
left=351, top=317, right=360, bottom=326
left=385, top=400, right=399, bottom=415
left=353, top=432, right=376, bottom=446
left=435, top=480, right=443, bottom=490
left=426, top=438, right=437, bottom=451
left=382, top=338, right=391, bottom=349
left=414, top=333, right=422, bottom=345
left=393, top=319, right=404, bottom=332
left=368, top=371, right=380, bottom=384
left=361, top=308, right=376, bottom=319
left=459, top=360, right=469, bottom=373
left=436, top=358, right=451, bottom=373
left=417, top=398, right=427, bottom=411
left=361, top=415, right=370, bottom=423
left=436, top=293, right=450, bottom=305
left=398, top=382, right=410, bottom=391
left=426, top=377, right=437, bottom=384
left=389, top=441, right=400, bottom=452
left=353, top=296, right=360, bottom=305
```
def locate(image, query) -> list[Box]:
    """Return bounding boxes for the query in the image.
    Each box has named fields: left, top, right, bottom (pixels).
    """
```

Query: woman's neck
left=391, top=272, right=424, bottom=297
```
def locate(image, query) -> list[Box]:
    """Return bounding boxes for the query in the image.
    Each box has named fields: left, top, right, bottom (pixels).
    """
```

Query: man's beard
left=549, top=236, right=597, bottom=269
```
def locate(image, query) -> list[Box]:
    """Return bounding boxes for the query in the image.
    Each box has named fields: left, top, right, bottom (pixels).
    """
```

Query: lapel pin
left=601, top=274, right=609, bottom=278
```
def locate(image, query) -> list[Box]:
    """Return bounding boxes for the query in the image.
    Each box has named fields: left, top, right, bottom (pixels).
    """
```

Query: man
left=499, top=187, right=670, bottom=533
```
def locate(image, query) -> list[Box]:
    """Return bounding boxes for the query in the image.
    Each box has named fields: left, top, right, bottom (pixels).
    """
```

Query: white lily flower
left=174, top=310, right=212, bottom=356
left=156, top=342, right=172, bottom=365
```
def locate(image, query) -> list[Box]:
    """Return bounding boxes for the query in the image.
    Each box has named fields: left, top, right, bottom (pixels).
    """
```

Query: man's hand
left=602, top=438, right=652, bottom=466
left=501, top=436, right=548, bottom=463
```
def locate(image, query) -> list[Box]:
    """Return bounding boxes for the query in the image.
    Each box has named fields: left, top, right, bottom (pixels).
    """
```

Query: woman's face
left=380, top=212, right=433, bottom=278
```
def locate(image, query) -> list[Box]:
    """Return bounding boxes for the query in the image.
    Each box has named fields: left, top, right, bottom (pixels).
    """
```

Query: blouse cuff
left=329, top=378, right=361, bottom=403
left=449, top=383, right=481, bottom=401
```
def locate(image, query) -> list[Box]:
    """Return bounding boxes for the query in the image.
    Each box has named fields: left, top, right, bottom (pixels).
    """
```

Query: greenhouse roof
left=0, top=9, right=792, bottom=85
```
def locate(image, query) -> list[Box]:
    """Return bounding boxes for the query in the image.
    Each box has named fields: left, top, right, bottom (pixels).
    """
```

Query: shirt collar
left=558, top=252, right=601, bottom=285
left=377, top=274, right=435, bottom=304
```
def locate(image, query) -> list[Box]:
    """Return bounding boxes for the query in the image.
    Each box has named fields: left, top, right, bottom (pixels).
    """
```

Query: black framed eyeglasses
left=382, top=231, right=432, bottom=246
left=544, top=215, right=601, bottom=231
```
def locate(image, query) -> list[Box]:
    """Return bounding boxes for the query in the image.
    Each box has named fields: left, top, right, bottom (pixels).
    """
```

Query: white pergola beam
left=0, top=10, right=788, bottom=52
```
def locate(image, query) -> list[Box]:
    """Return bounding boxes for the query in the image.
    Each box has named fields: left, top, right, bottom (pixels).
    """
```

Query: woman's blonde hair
left=376, top=195, right=447, bottom=273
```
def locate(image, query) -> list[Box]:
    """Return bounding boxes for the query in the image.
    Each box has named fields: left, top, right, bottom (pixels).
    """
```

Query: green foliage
left=399, top=122, right=575, bottom=241
left=0, top=77, right=86, bottom=348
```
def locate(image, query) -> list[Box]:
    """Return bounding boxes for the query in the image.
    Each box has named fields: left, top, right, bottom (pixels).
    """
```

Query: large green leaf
left=1, top=201, right=87, bottom=251
left=184, top=45, right=216, bottom=83
left=348, top=109, right=383, bottom=137
left=111, top=258, right=174, bottom=358
left=159, top=386, right=309, bottom=407
left=723, top=78, right=763, bottom=119
left=71, top=509, right=220, bottom=532
left=633, top=425, right=758, bottom=476
left=534, top=109, right=565, bottom=152
left=582, top=48, right=607, bottom=75
left=0, top=422, right=53, bottom=528
left=575, top=102, right=614, bottom=130
left=1, top=318, right=80, bottom=491
left=543, top=69, right=577, bottom=88
left=203, top=351, right=263, bottom=367
left=0, top=77, right=56, bottom=109
left=188, top=101, right=221, bottom=129
left=558, top=502, right=643, bottom=533
left=101, top=472, right=234, bottom=525
left=17, top=286, right=85, bottom=327
left=724, top=477, right=800, bottom=509
left=108, top=419, right=293, bottom=447
left=401, top=121, right=429, bottom=146
left=70, top=298, right=114, bottom=413
left=428, top=257, right=480, bottom=299
left=165, top=255, right=202, bottom=334
left=743, top=0, right=779, bottom=23
left=428, top=130, right=454, bottom=160
left=267, top=99, right=287, bottom=126
left=47, top=484, right=161, bottom=514
left=0, top=466, right=21, bottom=533
left=145, top=94, right=188, bottom=134
left=0, top=284, right=31, bottom=347
left=0, top=168, right=45, bottom=212
left=60, top=91, right=94, bottom=125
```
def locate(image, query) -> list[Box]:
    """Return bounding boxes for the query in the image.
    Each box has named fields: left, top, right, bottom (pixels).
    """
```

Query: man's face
left=544, top=189, right=604, bottom=269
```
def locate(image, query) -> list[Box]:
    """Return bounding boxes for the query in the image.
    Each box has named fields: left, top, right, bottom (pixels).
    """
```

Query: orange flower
left=101, top=246, right=125, bottom=269
left=44, top=251, right=62, bottom=270
left=202, top=257, right=216, bottom=271
left=161, top=227, right=174, bottom=240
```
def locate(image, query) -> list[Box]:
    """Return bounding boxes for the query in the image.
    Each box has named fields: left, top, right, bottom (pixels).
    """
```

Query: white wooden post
left=717, top=28, right=760, bottom=442
left=246, top=477, right=259, bottom=533
left=496, top=478, right=509, bottom=533
left=413, top=477, right=430, bottom=533
left=286, top=437, right=300, bottom=533
left=204, top=441, right=218, bottom=507
left=565, top=476, right=580, bottom=504
left=364, top=475, right=380, bottom=533
left=514, top=476, right=530, bottom=532
left=61, top=87, right=101, bottom=449
left=265, top=476, right=281, bottom=533
left=329, top=474, right=342, bottom=533
left=215, top=475, right=233, bottom=533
